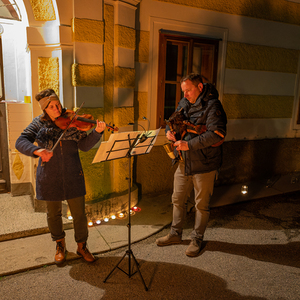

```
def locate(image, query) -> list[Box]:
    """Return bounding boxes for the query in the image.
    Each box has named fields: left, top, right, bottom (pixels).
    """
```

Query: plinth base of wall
left=33, top=185, right=139, bottom=225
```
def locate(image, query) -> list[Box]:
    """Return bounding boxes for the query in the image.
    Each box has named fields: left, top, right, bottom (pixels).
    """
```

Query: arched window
left=0, top=0, right=21, bottom=21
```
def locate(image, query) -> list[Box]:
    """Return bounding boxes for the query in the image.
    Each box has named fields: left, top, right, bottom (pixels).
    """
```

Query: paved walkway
left=0, top=192, right=173, bottom=276
left=0, top=173, right=300, bottom=277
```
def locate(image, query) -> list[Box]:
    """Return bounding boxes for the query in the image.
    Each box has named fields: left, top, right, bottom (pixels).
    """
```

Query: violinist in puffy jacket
left=15, top=88, right=106, bottom=264
left=156, top=73, right=227, bottom=256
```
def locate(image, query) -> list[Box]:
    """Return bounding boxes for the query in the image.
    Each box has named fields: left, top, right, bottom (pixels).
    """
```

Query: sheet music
left=92, top=128, right=161, bottom=163
left=130, top=128, right=161, bottom=156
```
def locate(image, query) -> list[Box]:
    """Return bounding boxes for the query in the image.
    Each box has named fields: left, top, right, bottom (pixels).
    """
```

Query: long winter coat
left=15, top=115, right=103, bottom=201
left=166, top=83, right=227, bottom=176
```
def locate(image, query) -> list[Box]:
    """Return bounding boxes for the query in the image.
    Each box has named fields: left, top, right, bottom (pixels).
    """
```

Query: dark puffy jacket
left=15, top=115, right=103, bottom=201
left=166, top=83, right=227, bottom=175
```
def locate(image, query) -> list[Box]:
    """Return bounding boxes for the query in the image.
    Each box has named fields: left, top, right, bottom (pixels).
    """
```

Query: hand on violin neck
left=34, top=149, right=53, bottom=162
left=95, top=120, right=106, bottom=133
left=166, top=130, right=176, bottom=142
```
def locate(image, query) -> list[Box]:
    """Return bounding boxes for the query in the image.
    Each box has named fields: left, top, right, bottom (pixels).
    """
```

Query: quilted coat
left=15, top=115, right=103, bottom=201
left=166, top=83, right=227, bottom=175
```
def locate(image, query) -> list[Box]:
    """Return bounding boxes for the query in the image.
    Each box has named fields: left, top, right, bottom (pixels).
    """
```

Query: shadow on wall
left=135, top=146, right=176, bottom=196
left=219, top=138, right=300, bottom=185
left=135, top=138, right=300, bottom=197
left=241, top=0, right=279, bottom=23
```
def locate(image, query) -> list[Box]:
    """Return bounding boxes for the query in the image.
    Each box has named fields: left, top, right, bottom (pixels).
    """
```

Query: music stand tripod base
left=103, top=247, right=148, bottom=291
left=103, top=153, right=148, bottom=291
left=98, top=131, right=161, bottom=291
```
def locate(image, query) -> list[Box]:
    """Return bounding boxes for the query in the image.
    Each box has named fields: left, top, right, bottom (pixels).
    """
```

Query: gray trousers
left=46, top=196, right=88, bottom=243
left=170, top=162, right=217, bottom=240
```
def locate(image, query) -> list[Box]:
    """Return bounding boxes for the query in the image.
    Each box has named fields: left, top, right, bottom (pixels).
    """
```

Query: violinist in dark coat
left=15, top=88, right=106, bottom=264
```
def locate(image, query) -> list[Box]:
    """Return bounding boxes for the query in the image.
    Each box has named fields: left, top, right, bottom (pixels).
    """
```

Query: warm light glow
left=88, top=221, right=93, bottom=227
left=111, top=215, right=116, bottom=220
left=96, top=220, right=101, bottom=225
left=68, top=215, right=73, bottom=220
left=241, top=185, right=248, bottom=195
left=104, top=217, right=109, bottom=222
left=132, top=206, right=141, bottom=212
left=117, top=212, right=125, bottom=219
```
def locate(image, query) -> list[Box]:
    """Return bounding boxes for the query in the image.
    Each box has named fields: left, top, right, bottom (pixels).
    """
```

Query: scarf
left=36, top=120, right=87, bottom=150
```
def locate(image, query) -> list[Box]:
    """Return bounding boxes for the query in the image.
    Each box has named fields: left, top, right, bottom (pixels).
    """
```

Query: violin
left=55, top=110, right=118, bottom=132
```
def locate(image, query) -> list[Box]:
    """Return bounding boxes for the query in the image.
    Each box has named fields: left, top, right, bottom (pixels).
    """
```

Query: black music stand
left=93, top=129, right=160, bottom=291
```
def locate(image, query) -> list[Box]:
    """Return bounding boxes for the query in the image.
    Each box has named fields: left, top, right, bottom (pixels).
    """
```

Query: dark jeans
left=46, top=196, right=88, bottom=243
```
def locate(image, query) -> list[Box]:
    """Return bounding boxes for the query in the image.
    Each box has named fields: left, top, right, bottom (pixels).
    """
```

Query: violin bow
left=41, top=102, right=84, bottom=166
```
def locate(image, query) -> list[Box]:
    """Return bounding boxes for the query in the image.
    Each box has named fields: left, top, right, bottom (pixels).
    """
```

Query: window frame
left=156, top=31, right=219, bottom=128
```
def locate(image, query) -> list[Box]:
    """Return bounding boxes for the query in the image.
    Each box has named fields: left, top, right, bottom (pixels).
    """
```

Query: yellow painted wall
left=135, top=92, right=148, bottom=121
left=114, top=107, right=134, bottom=127
left=226, top=42, right=300, bottom=73
left=223, top=95, right=294, bottom=119
left=115, top=25, right=136, bottom=49
left=72, top=64, right=104, bottom=87
left=115, top=67, right=135, bottom=88
left=72, top=18, right=104, bottom=44
left=224, top=42, right=300, bottom=119
left=70, top=5, right=136, bottom=201
left=37, top=57, right=59, bottom=94
left=27, top=2, right=135, bottom=203
left=29, top=0, right=56, bottom=21
left=136, top=31, right=150, bottom=63
left=156, top=0, right=300, bottom=26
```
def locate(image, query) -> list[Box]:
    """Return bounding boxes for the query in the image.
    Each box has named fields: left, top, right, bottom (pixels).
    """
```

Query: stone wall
left=135, top=138, right=300, bottom=195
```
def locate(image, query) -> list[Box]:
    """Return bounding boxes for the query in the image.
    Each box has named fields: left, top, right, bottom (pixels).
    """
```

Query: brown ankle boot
left=77, top=242, right=96, bottom=262
left=55, top=238, right=66, bottom=264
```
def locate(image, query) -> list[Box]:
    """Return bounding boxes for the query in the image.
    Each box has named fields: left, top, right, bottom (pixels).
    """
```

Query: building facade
left=0, top=0, right=300, bottom=217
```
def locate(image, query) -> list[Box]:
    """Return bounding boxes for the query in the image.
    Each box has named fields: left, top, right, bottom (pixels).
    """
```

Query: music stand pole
left=103, top=135, right=148, bottom=291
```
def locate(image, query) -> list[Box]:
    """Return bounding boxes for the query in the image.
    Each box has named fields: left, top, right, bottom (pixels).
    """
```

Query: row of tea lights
left=67, top=206, right=142, bottom=227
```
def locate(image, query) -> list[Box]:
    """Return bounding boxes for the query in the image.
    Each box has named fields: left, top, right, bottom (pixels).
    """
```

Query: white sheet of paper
left=130, top=128, right=161, bottom=156
left=92, top=128, right=161, bottom=164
